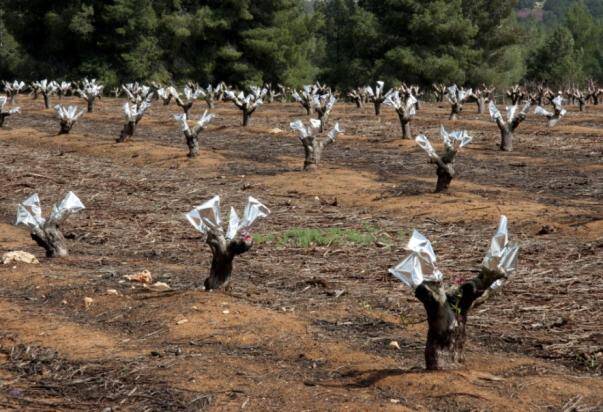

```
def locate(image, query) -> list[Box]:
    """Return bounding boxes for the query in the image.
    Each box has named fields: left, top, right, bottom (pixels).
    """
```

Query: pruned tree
left=292, top=85, right=316, bottom=115
left=506, top=85, right=526, bottom=105
left=432, top=83, right=448, bottom=103
left=174, top=110, right=215, bottom=158
left=112, top=88, right=122, bottom=98
left=264, top=83, right=281, bottom=103
left=473, top=84, right=495, bottom=114
left=174, top=85, right=203, bottom=115
left=528, top=84, right=550, bottom=106
left=410, top=85, right=422, bottom=110
left=415, top=126, right=472, bottom=192
left=534, top=95, right=566, bottom=127
left=447, top=85, right=472, bottom=120
left=290, top=119, right=343, bottom=171
left=365, top=81, right=393, bottom=116
left=0, top=96, right=21, bottom=127
left=76, top=78, right=103, bottom=113
left=32, top=79, right=58, bottom=109
left=384, top=86, right=417, bottom=139
left=122, top=82, right=153, bottom=104
left=198, top=84, right=223, bottom=109
left=568, top=88, right=586, bottom=112
left=389, top=216, right=519, bottom=370
left=277, top=83, right=288, bottom=102
left=311, top=93, right=337, bottom=132
left=54, top=104, right=84, bottom=134
left=347, top=87, right=366, bottom=109
left=15, top=192, right=86, bottom=258
left=116, top=99, right=151, bottom=143
left=489, top=100, right=531, bottom=152
left=3, top=80, right=26, bottom=103
left=57, top=81, right=72, bottom=99
left=225, top=87, right=266, bottom=127
left=185, top=195, right=270, bottom=290
left=215, top=81, right=229, bottom=101
left=156, top=86, right=177, bottom=105
left=586, top=80, right=601, bottom=105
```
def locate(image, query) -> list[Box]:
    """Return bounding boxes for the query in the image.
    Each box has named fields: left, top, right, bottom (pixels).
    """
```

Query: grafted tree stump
left=59, top=120, right=74, bottom=135
left=301, top=134, right=334, bottom=171
left=117, top=121, right=136, bottom=143
left=30, top=223, right=69, bottom=257
left=0, top=113, right=9, bottom=127
left=87, top=99, right=95, bottom=113
left=204, top=232, right=253, bottom=290
left=433, top=149, right=456, bottom=193
left=449, top=103, right=462, bottom=121
left=415, top=268, right=504, bottom=370
left=399, top=114, right=412, bottom=139
left=495, top=110, right=527, bottom=152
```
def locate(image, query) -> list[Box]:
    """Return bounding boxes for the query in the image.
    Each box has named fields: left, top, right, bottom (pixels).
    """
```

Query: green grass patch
left=253, top=226, right=399, bottom=248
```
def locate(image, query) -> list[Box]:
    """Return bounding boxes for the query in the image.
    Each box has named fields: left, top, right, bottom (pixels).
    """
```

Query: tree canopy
left=0, top=0, right=601, bottom=88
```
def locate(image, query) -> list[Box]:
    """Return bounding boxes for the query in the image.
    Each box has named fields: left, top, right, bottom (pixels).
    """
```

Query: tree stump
left=204, top=232, right=253, bottom=290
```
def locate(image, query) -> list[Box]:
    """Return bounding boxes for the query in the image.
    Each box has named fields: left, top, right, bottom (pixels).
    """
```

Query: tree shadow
left=312, top=366, right=424, bottom=389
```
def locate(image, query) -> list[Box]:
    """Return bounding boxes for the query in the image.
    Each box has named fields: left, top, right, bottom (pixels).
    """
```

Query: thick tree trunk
left=500, top=129, right=513, bottom=152
left=398, top=114, right=411, bottom=139
left=414, top=269, right=504, bottom=370
left=117, top=121, right=136, bottom=143
left=206, top=99, right=215, bottom=109
left=87, top=99, right=94, bottom=113
left=435, top=164, right=454, bottom=192
left=374, top=101, right=382, bottom=116
left=449, top=104, right=461, bottom=120
left=0, top=113, right=7, bottom=127
left=59, top=121, right=72, bottom=135
left=43, top=93, right=50, bottom=109
left=354, top=99, right=362, bottom=109
left=31, top=224, right=68, bottom=257
left=578, top=99, right=585, bottom=112
left=204, top=232, right=252, bottom=290
left=476, top=97, right=485, bottom=114
left=185, top=131, right=199, bottom=158
left=243, top=111, right=251, bottom=126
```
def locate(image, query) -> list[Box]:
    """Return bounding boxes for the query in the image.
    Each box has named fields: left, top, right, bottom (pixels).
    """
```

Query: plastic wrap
left=482, top=215, right=519, bottom=289
left=415, top=135, right=438, bottom=160
left=488, top=101, right=502, bottom=121
left=48, top=192, right=86, bottom=224
left=327, top=122, right=343, bottom=141
left=55, top=105, right=84, bottom=121
left=15, top=194, right=45, bottom=229
left=389, top=230, right=443, bottom=289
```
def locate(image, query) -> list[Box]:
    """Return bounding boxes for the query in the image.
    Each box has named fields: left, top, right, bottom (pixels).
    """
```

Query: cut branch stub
left=290, top=119, right=343, bottom=171
left=185, top=195, right=270, bottom=291
left=389, top=217, right=519, bottom=370
left=415, top=126, right=472, bottom=192
left=15, top=192, right=86, bottom=257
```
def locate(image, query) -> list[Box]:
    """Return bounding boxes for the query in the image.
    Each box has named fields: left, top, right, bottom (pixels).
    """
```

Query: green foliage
left=253, top=226, right=392, bottom=248
left=0, top=0, right=601, bottom=87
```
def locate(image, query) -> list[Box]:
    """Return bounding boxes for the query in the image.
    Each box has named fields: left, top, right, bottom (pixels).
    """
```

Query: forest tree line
left=0, top=0, right=601, bottom=90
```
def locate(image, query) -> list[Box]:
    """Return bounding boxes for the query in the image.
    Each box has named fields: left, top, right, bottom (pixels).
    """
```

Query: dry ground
left=0, top=94, right=601, bottom=411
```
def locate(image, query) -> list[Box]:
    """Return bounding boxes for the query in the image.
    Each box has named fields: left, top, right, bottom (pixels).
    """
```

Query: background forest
left=0, top=0, right=601, bottom=90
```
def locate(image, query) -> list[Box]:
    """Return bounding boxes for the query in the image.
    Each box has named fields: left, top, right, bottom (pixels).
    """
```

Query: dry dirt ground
left=0, top=94, right=601, bottom=411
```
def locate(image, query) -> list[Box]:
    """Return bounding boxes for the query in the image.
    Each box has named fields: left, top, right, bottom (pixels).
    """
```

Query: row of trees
left=0, top=1, right=601, bottom=89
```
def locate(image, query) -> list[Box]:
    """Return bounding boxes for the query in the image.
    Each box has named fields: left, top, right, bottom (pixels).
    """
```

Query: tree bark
left=398, top=113, right=411, bottom=139
left=578, top=98, right=585, bottom=112
left=449, top=104, right=461, bottom=120
left=204, top=232, right=252, bottom=290
left=0, top=113, right=7, bottom=127
left=243, top=111, right=251, bottom=127
left=30, top=224, right=68, bottom=257
left=117, top=121, right=135, bottom=143
left=59, top=120, right=72, bottom=135
left=87, top=98, right=94, bottom=113
left=414, top=268, right=504, bottom=370
left=476, top=97, right=485, bottom=114
left=43, top=93, right=50, bottom=109
left=374, top=101, right=382, bottom=116
left=499, top=128, right=513, bottom=152
left=185, top=131, right=199, bottom=158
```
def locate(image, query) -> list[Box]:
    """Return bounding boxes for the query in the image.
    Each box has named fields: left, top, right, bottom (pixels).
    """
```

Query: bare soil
left=0, top=96, right=601, bottom=411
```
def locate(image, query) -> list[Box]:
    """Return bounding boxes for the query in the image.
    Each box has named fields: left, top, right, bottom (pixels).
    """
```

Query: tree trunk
left=449, top=104, right=461, bottom=120
left=243, top=111, right=251, bottom=127
left=185, top=131, right=199, bottom=158
left=59, top=121, right=72, bottom=135
left=578, top=99, right=585, bottom=112
left=204, top=232, right=252, bottom=290
left=302, top=139, right=324, bottom=171
left=305, top=105, right=311, bottom=116
left=435, top=163, right=454, bottom=192
left=374, top=101, right=381, bottom=116
left=398, top=114, right=411, bottom=139
left=0, top=114, right=6, bottom=127
left=414, top=268, right=504, bottom=370
left=87, top=98, right=94, bottom=113
left=500, top=128, right=513, bottom=152
left=354, top=99, right=362, bottom=109
left=206, top=100, right=215, bottom=109
left=43, top=93, right=50, bottom=109
left=476, top=97, right=485, bottom=114
left=31, top=224, right=68, bottom=258
left=117, top=121, right=135, bottom=143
